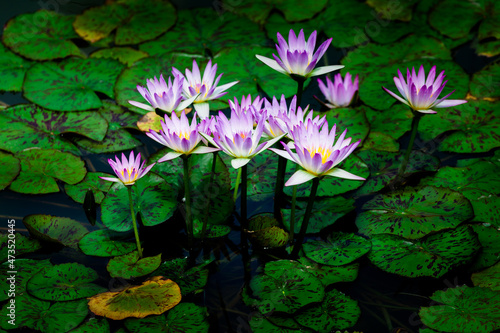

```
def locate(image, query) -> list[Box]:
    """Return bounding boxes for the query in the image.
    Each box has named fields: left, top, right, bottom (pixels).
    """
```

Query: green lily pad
left=249, top=260, right=325, bottom=314
left=363, top=104, right=414, bottom=149
left=366, top=0, right=419, bottom=21
left=107, top=251, right=162, bottom=279
left=282, top=196, right=356, bottom=234
left=249, top=312, right=306, bottom=333
left=2, top=10, right=82, bottom=60
left=303, top=232, right=371, bottom=266
left=115, top=55, right=194, bottom=114
left=283, top=154, right=369, bottom=198
left=298, top=257, right=360, bottom=287
left=0, top=259, right=52, bottom=301
left=78, top=229, right=136, bottom=257
left=0, top=151, right=20, bottom=190
left=23, top=57, right=124, bottom=112
left=23, top=214, right=88, bottom=249
left=264, top=12, right=318, bottom=44
left=124, top=303, right=209, bottom=333
left=248, top=214, right=289, bottom=248
left=355, top=150, right=439, bottom=197
left=140, top=8, right=266, bottom=57
left=362, top=132, right=400, bottom=152
left=193, top=221, right=231, bottom=239
left=65, top=172, right=114, bottom=204
left=419, top=285, right=500, bottom=333
left=74, top=0, right=176, bottom=45
left=152, top=258, right=210, bottom=295
left=27, top=262, right=105, bottom=301
left=220, top=0, right=273, bottom=24
left=357, top=186, right=473, bottom=239
left=295, top=289, right=361, bottom=332
left=368, top=225, right=481, bottom=278
left=0, top=104, right=107, bottom=155
left=321, top=106, right=370, bottom=144
left=470, top=62, right=500, bottom=100
left=0, top=295, right=87, bottom=332
left=215, top=45, right=299, bottom=103
left=101, top=173, right=177, bottom=232
left=70, top=318, right=110, bottom=333
left=469, top=224, right=500, bottom=271
left=90, top=47, right=149, bottom=66
left=472, top=261, right=500, bottom=291
left=476, top=39, right=500, bottom=57
left=0, top=232, right=41, bottom=263
left=420, top=161, right=500, bottom=225
left=10, top=149, right=86, bottom=194
left=0, top=42, right=33, bottom=92
left=272, top=0, right=328, bottom=22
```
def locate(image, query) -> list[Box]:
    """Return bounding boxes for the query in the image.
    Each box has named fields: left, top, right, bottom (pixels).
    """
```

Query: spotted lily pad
left=70, top=318, right=110, bottom=333
left=470, top=62, right=500, bottom=100
left=124, top=303, right=209, bottom=333
left=107, top=251, right=162, bottom=279
left=0, top=104, right=107, bottom=155
left=2, top=10, right=82, bottom=60
left=472, top=261, right=500, bottom=291
left=321, top=106, right=370, bottom=144
left=90, top=47, right=149, bottom=66
left=0, top=295, right=87, bottom=332
left=140, top=8, right=266, bottom=57
left=78, top=229, right=136, bottom=257
left=0, top=259, right=52, bottom=301
left=295, top=289, right=360, bottom=332
left=23, top=57, right=124, bottom=111
left=65, top=172, right=114, bottom=204
left=23, top=214, right=88, bottom=250
left=368, top=225, right=481, bottom=278
left=366, top=0, right=419, bottom=21
left=249, top=260, right=325, bottom=314
left=248, top=214, right=289, bottom=248
left=0, top=42, right=33, bottom=92
left=282, top=196, right=355, bottom=234
left=27, top=263, right=105, bottom=301
left=74, top=0, right=176, bottom=45
left=303, top=232, right=371, bottom=266
left=249, top=312, right=307, bottom=333
left=88, top=276, right=181, bottom=320
left=0, top=232, right=41, bottom=263
left=419, top=285, right=500, bottom=333
left=152, top=258, right=210, bottom=295
left=356, top=186, right=473, bottom=239
left=0, top=152, right=20, bottom=190
left=193, top=221, right=231, bottom=239
left=101, top=173, right=177, bottom=232
left=469, top=223, right=500, bottom=271
left=298, top=257, right=359, bottom=287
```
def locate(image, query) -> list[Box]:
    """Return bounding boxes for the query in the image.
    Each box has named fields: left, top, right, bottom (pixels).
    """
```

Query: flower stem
left=234, top=167, right=242, bottom=202
left=274, top=155, right=287, bottom=220
left=201, top=151, right=218, bottom=240
left=183, top=155, right=193, bottom=247
left=289, top=164, right=300, bottom=243
left=397, top=112, right=422, bottom=179
left=291, top=177, right=320, bottom=258
left=295, top=77, right=306, bottom=107
left=127, top=186, right=143, bottom=258
left=240, top=164, right=248, bottom=230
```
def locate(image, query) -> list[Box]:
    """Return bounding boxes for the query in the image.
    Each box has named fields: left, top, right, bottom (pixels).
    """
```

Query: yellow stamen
left=309, top=147, right=331, bottom=164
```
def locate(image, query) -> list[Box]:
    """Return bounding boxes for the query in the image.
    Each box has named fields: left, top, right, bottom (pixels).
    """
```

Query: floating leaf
left=249, top=312, right=306, bottom=333
left=0, top=232, right=41, bottom=263
left=295, top=289, right=361, bottom=332
left=272, top=0, right=328, bottom=22
left=74, top=0, right=176, bottom=45
left=472, top=261, right=500, bottom=291
left=0, top=259, right=52, bottom=301
left=101, top=173, right=177, bottom=232
left=107, top=251, right=161, bottom=279
left=357, top=186, right=473, bottom=239
left=193, top=221, right=231, bottom=239
left=476, top=39, right=500, bottom=57
left=65, top=172, right=114, bottom=204
left=249, top=260, right=324, bottom=314
left=90, top=47, right=149, bottom=66
left=298, top=257, right=359, bottom=287
left=366, top=0, right=419, bottom=21
left=23, top=214, right=88, bottom=249
left=70, top=318, right=110, bottom=333
left=303, top=232, right=371, bottom=266
left=23, top=57, right=124, bottom=111
left=362, top=132, right=400, bottom=152
left=419, top=285, right=500, bottom=333
left=0, top=151, right=20, bottom=190
left=88, top=276, right=181, bottom=320
left=470, top=62, right=500, bottom=100
left=469, top=223, right=500, bottom=271
left=78, top=229, right=136, bottom=257
left=0, top=104, right=107, bottom=155
left=248, top=214, right=289, bottom=248
left=124, top=303, right=209, bottom=333
left=368, top=226, right=481, bottom=278
left=140, top=8, right=266, bottom=57
left=153, top=258, right=210, bottom=295
left=2, top=10, right=82, bottom=60
left=0, top=42, right=33, bottom=92
left=283, top=196, right=355, bottom=234
left=10, top=149, right=86, bottom=194
left=27, top=263, right=105, bottom=301
left=321, top=106, right=370, bottom=144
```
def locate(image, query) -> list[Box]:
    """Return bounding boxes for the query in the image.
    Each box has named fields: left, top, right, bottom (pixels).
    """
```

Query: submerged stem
left=233, top=167, right=242, bottom=202
left=291, top=177, right=319, bottom=258
left=127, top=186, right=143, bottom=258
left=240, top=164, right=248, bottom=230
left=201, top=151, right=218, bottom=240
left=183, top=155, right=193, bottom=247
left=274, top=155, right=287, bottom=220
left=397, top=111, right=422, bottom=180
left=289, top=163, right=300, bottom=243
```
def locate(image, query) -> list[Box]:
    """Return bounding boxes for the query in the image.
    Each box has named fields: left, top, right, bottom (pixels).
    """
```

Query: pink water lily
left=318, top=72, right=359, bottom=108
left=382, top=64, right=467, bottom=114
left=172, top=60, right=238, bottom=118
left=128, top=74, right=197, bottom=113
left=270, top=120, right=364, bottom=186
left=256, top=29, right=343, bottom=78
left=100, top=151, right=155, bottom=186
left=146, top=111, right=219, bottom=162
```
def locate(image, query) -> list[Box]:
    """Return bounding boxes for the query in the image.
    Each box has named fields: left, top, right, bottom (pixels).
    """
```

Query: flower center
left=178, top=131, right=191, bottom=140
left=121, top=168, right=138, bottom=183
left=309, top=146, right=331, bottom=164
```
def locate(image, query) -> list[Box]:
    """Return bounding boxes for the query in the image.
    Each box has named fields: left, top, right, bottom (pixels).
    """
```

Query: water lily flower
left=128, top=74, right=197, bottom=113
left=172, top=60, right=239, bottom=118
left=201, top=110, right=285, bottom=169
left=270, top=120, right=364, bottom=186
left=382, top=64, right=467, bottom=114
left=100, top=151, right=155, bottom=186
left=255, top=29, right=343, bottom=79
left=146, top=111, right=219, bottom=163
left=318, top=72, right=359, bottom=108
left=229, top=94, right=264, bottom=120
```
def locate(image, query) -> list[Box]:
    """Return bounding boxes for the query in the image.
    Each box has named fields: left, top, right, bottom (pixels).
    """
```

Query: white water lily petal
left=158, top=151, right=183, bottom=163
left=255, top=54, right=288, bottom=74
left=309, top=65, right=344, bottom=77
left=286, top=169, right=317, bottom=186
left=175, top=94, right=199, bottom=111
left=324, top=168, right=366, bottom=180
left=194, top=102, right=210, bottom=119
left=231, top=158, right=251, bottom=169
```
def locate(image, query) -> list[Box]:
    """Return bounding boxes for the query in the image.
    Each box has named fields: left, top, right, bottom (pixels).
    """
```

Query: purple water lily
left=318, top=72, right=359, bottom=108
left=100, top=151, right=155, bottom=186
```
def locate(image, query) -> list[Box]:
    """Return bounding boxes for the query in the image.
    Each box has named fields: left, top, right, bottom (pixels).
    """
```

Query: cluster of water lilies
left=101, top=29, right=466, bottom=255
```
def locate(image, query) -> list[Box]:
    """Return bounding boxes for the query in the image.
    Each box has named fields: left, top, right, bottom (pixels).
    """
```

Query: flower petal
left=231, top=158, right=251, bottom=169
left=158, top=151, right=183, bottom=163
left=309, top=65, right=344, bottom=77
left=285, top=169, right=316, bottom=186
left=324, top=168, right=365, bottom=180
left=255, top=55, right=288, bottom=74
